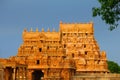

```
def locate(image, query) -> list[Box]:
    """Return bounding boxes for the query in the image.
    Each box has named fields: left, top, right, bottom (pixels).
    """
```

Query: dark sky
left=0, top=0, right=120, bottom=64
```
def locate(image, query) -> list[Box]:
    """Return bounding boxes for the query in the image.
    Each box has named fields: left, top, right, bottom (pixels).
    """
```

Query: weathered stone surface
left=1, top=21, right=119, bottom=80
left=0, top=63, right=4, bottom=80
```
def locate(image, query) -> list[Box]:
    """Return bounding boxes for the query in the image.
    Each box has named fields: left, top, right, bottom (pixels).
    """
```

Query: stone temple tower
left=1, top=21, right=108, bottom=80
left=60, top=21, right=108, bottom=73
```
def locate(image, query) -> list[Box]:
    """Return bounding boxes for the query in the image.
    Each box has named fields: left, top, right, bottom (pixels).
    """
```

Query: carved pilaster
left=27, top=69, right=34, bottom=80
left=12, top=68, right=16, bottom=80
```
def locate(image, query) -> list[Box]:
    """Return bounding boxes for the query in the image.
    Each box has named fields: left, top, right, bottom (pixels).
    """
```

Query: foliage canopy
left=92, top=0, right=120, bottom=30
left=107, top=60, right=120, bottom=73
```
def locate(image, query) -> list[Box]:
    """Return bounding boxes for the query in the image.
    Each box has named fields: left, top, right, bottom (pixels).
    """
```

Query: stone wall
left=72, top=73, right=120, bottom=80
left=0, top=63, right=4, bottom=80
left=0, top=70, right=4, bottom=80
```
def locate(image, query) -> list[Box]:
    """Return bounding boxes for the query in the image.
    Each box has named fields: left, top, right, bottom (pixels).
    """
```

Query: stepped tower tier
left=14, top=21, right=109, bottom=80
left=60, top=21, right=108, bottom=73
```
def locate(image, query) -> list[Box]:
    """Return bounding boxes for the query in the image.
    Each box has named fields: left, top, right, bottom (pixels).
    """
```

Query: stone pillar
left=20, top=67, right=24, bottom=80
left=22, top=67, right=24, bottom=80
left=25, top=67, right=28, bottom=80
left=16, top=67, right=21, bottom=80
left=28, top=69, right=33, bottom=80
left=17, top=67, right=21, bottom=80
left=42, top=69, right=47, bottom=79
left=23, top=67, right=26, bottom=80
left=0, top=68, right=4, bottom=80
left=12, top=68, right=16, bottom=80
left=4, top=68, right=9, bottom=80
left=23, top=67, right=27, bottom=80
left=15, top=66, right=28, bottom=80
left=16, top=67, right=18, bottom=80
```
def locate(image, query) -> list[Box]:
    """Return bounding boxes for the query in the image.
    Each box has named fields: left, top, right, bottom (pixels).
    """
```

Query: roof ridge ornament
left=60, top=21, right=62, bottom=24
left=47, top=28, right=50, bottom=32
left=42, top=28, right=44, bottom=32
left=52, top=28, right=55, bottom=32
left=23, top=28, right=27, bottom=32
left=36, top=28, right=39, bottom=32
left=30, top=28, right=33, bottom=32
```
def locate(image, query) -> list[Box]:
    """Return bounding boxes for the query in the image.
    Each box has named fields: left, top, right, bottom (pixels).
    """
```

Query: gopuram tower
left=10, top=21, right=108, bottom=80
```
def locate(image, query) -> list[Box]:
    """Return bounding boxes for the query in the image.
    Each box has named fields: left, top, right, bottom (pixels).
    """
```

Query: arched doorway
left=32, top=70, right=44, bottom=80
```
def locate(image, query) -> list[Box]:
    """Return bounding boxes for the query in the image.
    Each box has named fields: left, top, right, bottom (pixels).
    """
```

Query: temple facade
left=0, top=21, right=109, bottom=80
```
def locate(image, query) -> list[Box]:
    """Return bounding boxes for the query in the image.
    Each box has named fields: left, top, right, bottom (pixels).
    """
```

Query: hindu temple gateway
left=0, top=21, right=120, bottom=80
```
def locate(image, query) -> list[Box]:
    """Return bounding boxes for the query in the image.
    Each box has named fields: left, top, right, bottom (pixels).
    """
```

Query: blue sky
left=0, top=0, right=120, bottom=64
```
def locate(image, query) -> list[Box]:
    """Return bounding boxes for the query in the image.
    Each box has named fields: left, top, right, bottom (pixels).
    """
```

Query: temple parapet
left=60, top=21, right=94, bottom=33
left=0, top=21, right=110, bottom=80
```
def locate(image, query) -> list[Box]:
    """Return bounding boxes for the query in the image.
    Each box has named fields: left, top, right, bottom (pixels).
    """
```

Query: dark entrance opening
left=6, top=67, right=13, bottom=80
left=32, top=70, right=44, bottom=80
